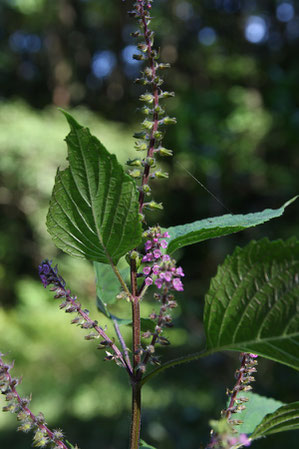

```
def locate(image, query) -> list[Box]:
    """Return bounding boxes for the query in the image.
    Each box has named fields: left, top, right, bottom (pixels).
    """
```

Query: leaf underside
left=204, top=238, right=299, bottom=370
left=234, top=392, right=284, bottom=435
left=165, top=197, right=297, bottom=255
left=251, top=402, right=299, bottom=440
left=47, top=111, right=142, bottom=265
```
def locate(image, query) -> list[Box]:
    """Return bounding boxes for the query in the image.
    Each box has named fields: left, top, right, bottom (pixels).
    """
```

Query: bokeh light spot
left=198, top=27, right=217, bottom=46
left=245, top=16, right=267, bottom=43
left=121, top=45, right=142, bottom=65
left=91, top=51, right=116, bottom=79
left=276, top=2, right=294, bottom=22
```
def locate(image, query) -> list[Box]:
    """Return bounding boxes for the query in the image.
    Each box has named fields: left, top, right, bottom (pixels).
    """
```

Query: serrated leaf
left=251, top=402, right=299, bottom=439
left=95, top=257, right=130, bottom=316
left=164, top=198, right=297, bottom=255
left=204, top=238, right=299, bottom=369
left=46, top=111, right=142, bottom=264
left=233, top=392, right=283, bottom=435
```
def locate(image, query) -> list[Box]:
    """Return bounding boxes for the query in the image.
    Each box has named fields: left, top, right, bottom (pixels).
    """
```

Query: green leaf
left=251, top=402, right=299, bottom=439
left=234, top=392, right=283, bottom=435
left=204, top=238, right=299, bottom=369
left=139, top=439, right=157, bottom=449
left=46, top=110, right=142, bottom=264
left=164, top=198, right=297, bottom=255
left=95, top=257, right=130, bottom=316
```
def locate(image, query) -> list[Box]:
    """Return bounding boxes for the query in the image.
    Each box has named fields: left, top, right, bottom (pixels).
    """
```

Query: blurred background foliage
left=0, top=0, right=298, bottom=448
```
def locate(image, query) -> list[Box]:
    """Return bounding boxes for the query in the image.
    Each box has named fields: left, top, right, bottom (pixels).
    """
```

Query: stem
left=109, top=257, right=132, bottom=298
left=112, top=314, right=133, bottom=373
left=130, top=382, right=142, bottom=449
left=129, top=256, right=142, bottom=448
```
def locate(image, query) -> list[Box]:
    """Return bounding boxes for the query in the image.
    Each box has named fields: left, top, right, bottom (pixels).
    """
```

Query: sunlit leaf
left=47, top=111, right=142, bottom=265
left=164, top=198, right=297, bottom=255
left=204, top=238, right=299, bottom=369
left=235, top=392, right=283, bottom=435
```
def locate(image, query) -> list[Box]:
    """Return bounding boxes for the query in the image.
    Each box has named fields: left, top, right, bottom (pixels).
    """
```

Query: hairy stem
left=130, top=256, right=142, bottom=448
left=130, top=382, right=142, bottom=449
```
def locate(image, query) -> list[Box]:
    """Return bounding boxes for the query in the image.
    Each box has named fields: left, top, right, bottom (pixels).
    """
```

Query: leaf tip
left=59, top=108, right=83, bottom=131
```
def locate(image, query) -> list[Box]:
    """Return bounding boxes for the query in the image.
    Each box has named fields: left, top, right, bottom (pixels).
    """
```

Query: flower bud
left=127, top=158, right=142, bottom=167
left=158, top=147, right=173, bottom=157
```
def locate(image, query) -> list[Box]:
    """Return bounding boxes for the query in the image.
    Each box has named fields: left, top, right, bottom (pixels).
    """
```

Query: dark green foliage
left=47, top=112, right=142, bottom=264
left=165, top=198, right=297, bottom=255
left=204, top=238, right=299, bottom=369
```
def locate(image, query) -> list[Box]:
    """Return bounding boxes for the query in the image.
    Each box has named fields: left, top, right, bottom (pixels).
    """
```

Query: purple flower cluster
left=141, top=227, right=184, bottom=292
left=209, top=432, right=251, bottom=448
left=39, top=260, right=67, bottom=296
left=38, top=260, right=129, bottom=372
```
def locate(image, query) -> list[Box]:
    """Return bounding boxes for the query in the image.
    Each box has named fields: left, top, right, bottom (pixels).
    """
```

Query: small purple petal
left=249, top=353, right=258, bottom=358
left=164, top=271, right=172, bottom=282
left=153, top=249, right=162, bottom=259
left=239, top=434, right=251, bottom=447
left=172, top=278, right=184, bottom=291
left=155, top=278, right=163, bottom=289
left=163, top=231, right=170, bottom=238
left=176, top=267, right=185, bottom=277
left=145, top=240, right=152, bottom=251
left=160, top=240, right=168, bottom=249
left=143, top=266, right=151, bottom=276
left=145, top=277, right=153, bottom=286
left=152, top=264, right=160, bottom=275
left=162, top=255, right=170, bottom=262
left=42, top=263, right=51, bottom=275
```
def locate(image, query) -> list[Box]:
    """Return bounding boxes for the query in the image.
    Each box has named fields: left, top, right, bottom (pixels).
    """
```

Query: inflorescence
left=127, top=0, right=176, bottom=217
left=38, top=260, right=132, bottom=375
left=0, top=355, right=74, bottom=449
left=208, top=353, right=258, bottom=448
left=136, top=226, right=184, bottom=371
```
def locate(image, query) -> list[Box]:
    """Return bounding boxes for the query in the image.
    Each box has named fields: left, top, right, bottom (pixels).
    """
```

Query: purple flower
left=145, top=240, right=152, bottom=251
left=172, top=278, right=184, bottom=291
left=160, top=240, right=168, bottom=249
left=155, top=278, right=163, bottom=289
left=142, top=253, right=153, bottom=263
left=176, top=267, right=185, bottom=277
left=153, top=249, right=162, bottom=259
left=152, top=264, right=160, bottom=275
left=145, top=277, right=153, bottom=286
left=163, top=231, right=170, bottom=238
left=162, top=255, right=170, bottom=262
left=143, top=266, right=151, bottom=276
left=249, top=353, right=258, bottom=358
left=239, top=434, right=251, bottom=447
left=163, top=271, right=172, bottom=282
